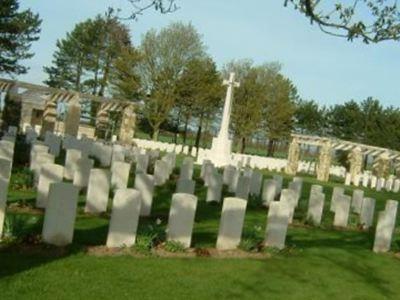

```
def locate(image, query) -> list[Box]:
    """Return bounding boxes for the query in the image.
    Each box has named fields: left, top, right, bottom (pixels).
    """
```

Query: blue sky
left=19, top=0, right=399, bottom=107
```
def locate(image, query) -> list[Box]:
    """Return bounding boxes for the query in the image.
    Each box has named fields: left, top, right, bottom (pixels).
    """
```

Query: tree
left=122, top=0, right=178, bottom=20
left=138, top=22, right=206, bottom=140
left=294, top=99, right=327, bottom=135
left=124, top=1, right=400, bottom=43
left=176, top=57, right=223, bottom=149
left=110, top=46, right=142, bottom=101
left=285, top=0, right=400, bottom=43
left=44, top=11, right=132, bottom=96
left=326, top=100, right=363, bottom=141
left=360, top=97, right=384, bottom=146
left=0, top=0, right=41, bottom=75
left=262, top=73, right=297, bottom=156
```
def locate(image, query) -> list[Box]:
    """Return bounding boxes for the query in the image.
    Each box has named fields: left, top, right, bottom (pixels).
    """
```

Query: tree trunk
left=240, top=137, right=246, bottom=154
left=152, top=127, right=159, bottom=141
left=195, top=115, right=204, bottom=155
left=267, top=139, right=275, bottom=157
left=183, top=115, right=190, bottom=145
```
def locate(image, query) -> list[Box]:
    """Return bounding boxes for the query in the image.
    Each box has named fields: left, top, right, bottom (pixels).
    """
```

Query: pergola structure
left=0, top=78, right=136, bottom=144
left=286, top=133, right=400, bottom=182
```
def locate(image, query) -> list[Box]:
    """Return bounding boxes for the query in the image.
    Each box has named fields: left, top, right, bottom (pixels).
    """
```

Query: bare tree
left=123, top=0, right=400, bottom=43
left=285, top=0, right=400, bottom=43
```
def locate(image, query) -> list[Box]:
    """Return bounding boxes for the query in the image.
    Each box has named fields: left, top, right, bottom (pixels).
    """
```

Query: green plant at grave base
left=164, top=240, right=186, bottom=253
left=2, top=214, right=40, bottom=243
left=134, top=222, right=165, bottom=254
left=10, top=168, right=34, bottom=190
left=239, top=225, right=264, bottom=252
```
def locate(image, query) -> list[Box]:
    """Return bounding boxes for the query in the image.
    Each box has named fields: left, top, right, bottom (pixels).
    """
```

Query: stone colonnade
left=285, top=135, right=399, bottom=182
left=0, top=80, right=137, bottom=144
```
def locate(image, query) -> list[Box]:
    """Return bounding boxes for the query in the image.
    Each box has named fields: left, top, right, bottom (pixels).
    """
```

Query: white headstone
left=376, top=178, right=385, bottom=191
left=373, top=200, right=398, bottom=253
left=223, top=165, right=236, bottom=186
left=288, top=181, right=302, bottom=207
left=249, top=170, right=262, bottom=196
left=206, top=172, right=223, bottom=203
left=362, top=174, right=370, bottom=188
left=136, top=154, right=149, bottom=174
left=307, top=192, right=325, bottom=226
left=228, top=168, right=240, bottom=193
left=0, top=140, right=15, bottom=162
left=30, top=143, right=48, bottom=171
left=85, top=169, right=111, bottom=213
left=42, top=183, right=79, bottom=246
left=280, top=189, right=297, bottom=223
left=167, top=193, right=198, bottom=248
left=73, top=158, right=94, bottom=188
left=330, top=187, right=344, bottom=212
left=262, top=179, right=277, bottom=207
left=111, top=161, right=131, bottom=189
left=393, top=179, right=400, bottom=193
left=134, top=173, right=155, bottom=216
left=154, top=160, right=169, bottom=186
left=235, top=175, right=250, bottom=200
left=360, top=197, right=375, bottom=229
left=203, top=163, right=215, bottom=187
left=216, top=197, right=247, bottom=250
left=99, top=144, right=112, bottom=167
left=351, top=189, right=364, bottom=214
left=370, top=176, right=378, bottom=189
left=385, top=178, right=394, bottom=191
left=0, top=179, right=8, bottom=237
left=64, top=149, right=81, bottom=180
left=264, top=201, right=290, bottom=250
left=345, top=173, right=352, bottom=186
left=36, top=163, right=64, bottom=208
left=112, top=144, right=125, bottom=163
left=0, top=158, right=12, bottom=182
left=179, top=162, right=193, bottom=181
left=333, top=194, right=351, bottom=227
left=176, top=179, right=195, bottom=195
left=106, top=189, right=142, bottom=247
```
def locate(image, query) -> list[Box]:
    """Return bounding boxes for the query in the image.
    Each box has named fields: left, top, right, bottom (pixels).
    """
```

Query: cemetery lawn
left=1, top=166, right=400, bottom=299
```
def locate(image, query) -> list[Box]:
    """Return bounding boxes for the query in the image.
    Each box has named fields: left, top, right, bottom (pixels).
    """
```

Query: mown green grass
left=1, top=161, right=400, bottom=299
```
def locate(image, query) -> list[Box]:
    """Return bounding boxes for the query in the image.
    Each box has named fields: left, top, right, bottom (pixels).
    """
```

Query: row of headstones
left=36, top=177, right=399, bottom=252
left=180, top=160, right=399, bottom=252
left=2, top=130, right=399, bottom=253
left=32, top=140, right=173, bottom=213
left=0, top=127, right=171, bottom=239
left=345, top=172, right=400, bottom=193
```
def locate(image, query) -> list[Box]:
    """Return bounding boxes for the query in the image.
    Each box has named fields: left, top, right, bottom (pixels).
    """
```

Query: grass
left=1, top=156, right=400, bottom=299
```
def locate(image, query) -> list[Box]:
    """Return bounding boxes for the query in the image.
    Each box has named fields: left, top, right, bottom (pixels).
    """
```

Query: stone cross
left=218, top=73, right=240, bottom=140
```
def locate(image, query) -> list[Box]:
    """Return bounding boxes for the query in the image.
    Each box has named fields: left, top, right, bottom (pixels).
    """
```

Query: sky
left=18, top=0, right=400, bottom=107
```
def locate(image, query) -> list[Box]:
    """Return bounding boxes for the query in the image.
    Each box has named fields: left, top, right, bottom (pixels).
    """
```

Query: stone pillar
left=118, top=104, right=136, bottom=144
left=373, top=152, right=391, bottom=178
left=64, top=96, right=81, bottom=137
left=348, top=146, right=363, bottom=184
left=40, top=99, right=57, bottom=138
left=95, top=103, right=109, bottom=139
left=316, top=140, right=332, bottom=182
left=285, top=137, right=300, bottom=175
